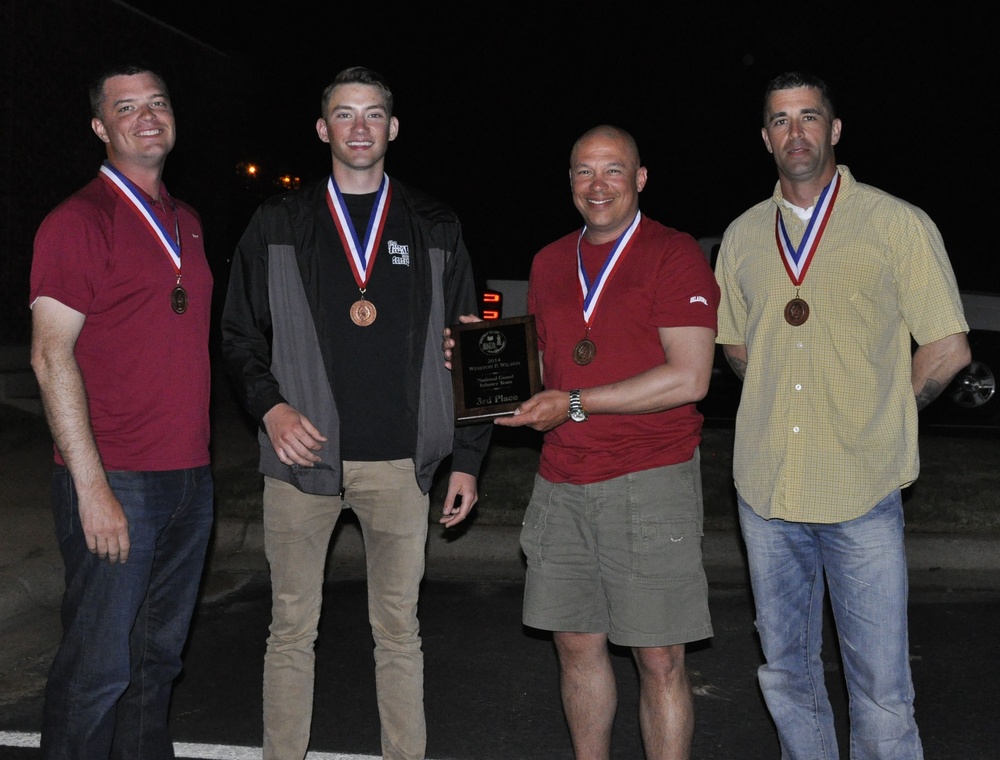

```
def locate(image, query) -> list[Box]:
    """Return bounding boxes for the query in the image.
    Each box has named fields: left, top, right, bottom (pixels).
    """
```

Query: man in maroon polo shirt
left=30, top=65, right=213, bottom=759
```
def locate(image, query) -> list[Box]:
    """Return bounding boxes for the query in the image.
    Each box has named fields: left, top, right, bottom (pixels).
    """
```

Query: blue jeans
left=738, top=490, right=922, bottom=760
left=41, top=466, right=214, bottom=760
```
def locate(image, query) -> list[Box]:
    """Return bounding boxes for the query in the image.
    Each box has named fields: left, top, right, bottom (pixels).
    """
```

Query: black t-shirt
left=322, top=191, right=416, bottom=460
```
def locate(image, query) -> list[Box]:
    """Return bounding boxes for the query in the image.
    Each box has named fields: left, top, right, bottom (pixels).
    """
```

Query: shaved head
left=571, top=125, right=641, bottom=166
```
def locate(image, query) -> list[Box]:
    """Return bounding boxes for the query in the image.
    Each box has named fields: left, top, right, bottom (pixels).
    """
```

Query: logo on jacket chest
left=388, top=240, right=410, bottom=266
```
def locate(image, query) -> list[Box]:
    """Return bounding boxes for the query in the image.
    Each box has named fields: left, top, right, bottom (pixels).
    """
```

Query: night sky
left=130, top=3, right=998, bottom=290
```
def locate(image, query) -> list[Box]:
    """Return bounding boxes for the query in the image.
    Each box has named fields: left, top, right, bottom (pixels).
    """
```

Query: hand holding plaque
left=449, top=316, right=542, bottom=425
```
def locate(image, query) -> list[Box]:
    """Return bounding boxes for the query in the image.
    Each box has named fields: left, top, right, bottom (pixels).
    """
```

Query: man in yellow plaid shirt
left=715, top=71, right=971, bottom=759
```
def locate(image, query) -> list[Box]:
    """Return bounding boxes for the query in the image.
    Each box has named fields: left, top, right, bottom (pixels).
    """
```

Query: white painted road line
left=0, top=732, right=381, bottom=759
left=0, top=731, right=38, bottom=747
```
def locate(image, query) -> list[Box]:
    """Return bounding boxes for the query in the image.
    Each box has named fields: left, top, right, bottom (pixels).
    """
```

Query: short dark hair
left=89, top=65, right=169, bottom=118
left=762, top=71, right=836, bottom=126
left=320, top=66, right=394, bottom=117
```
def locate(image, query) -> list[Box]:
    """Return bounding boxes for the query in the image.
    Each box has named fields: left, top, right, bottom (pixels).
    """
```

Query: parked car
left=480, top=237, right=1000, bottom=432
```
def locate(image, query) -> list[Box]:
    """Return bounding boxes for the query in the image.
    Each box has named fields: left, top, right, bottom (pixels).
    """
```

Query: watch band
left=568, top=389, right=588, bottom=422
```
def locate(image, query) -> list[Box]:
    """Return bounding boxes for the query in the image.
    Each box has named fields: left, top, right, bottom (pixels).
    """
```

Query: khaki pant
left=261, top=460, right=429, bottom=760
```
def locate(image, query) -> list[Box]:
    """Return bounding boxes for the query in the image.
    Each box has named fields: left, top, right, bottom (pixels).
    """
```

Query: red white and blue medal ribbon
left=99, top=161, right=188, bottom=313
left=775, top=171, right=840, bottom=286
left=325, top=173, right=391, bottom=326
left=572, top=210, right=641, bottom=364
left=774, top=171, right=840, bottom=326
left=578, top=210, right=641, bottom=322
left=325, top=173, right=392, bottom=292
left=99, top=161, right=180, bottom=273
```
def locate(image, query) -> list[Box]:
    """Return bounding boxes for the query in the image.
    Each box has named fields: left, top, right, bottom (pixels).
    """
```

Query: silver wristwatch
left=568, top=389, right=588, bottom=423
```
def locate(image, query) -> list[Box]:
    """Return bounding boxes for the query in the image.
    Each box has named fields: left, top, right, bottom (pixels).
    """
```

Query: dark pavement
left=174, top=580, right=1000, bottom=759
left=1, top=577, right=998, bottom=759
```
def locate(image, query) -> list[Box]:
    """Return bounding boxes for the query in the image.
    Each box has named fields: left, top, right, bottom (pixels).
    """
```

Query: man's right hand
left=31, top=297, right=131, bottom=564
left=78, top=486, right=130, bottom=564
left=493, top=389, right=571, bottom=432
left=263, top=403, right=328, bottom=467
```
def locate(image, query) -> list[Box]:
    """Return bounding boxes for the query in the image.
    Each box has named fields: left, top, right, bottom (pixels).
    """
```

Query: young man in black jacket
left=221, top=66, right=490, bottom=760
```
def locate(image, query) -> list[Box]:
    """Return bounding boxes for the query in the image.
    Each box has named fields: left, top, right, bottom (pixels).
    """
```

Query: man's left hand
left=442, top=313, right=482, bottom=370
left=440, top=471, right=479, bottom=528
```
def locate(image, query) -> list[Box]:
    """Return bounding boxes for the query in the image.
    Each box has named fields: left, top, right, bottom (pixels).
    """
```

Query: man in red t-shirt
left=29, top=65, right=213, bottom=759
left=453, top=125, right=719, bottom=759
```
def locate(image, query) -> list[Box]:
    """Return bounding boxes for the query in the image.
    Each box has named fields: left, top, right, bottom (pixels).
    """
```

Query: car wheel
left=940, top=336, right=999, bottom=427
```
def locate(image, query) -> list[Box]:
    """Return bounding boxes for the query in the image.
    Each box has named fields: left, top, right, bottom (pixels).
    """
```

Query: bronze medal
left=171, top=285, right=188, bottom=314
left=350, top=298, right=377, bottom=326
left=573, top=338, right=596, bottom=365
left=784, top=297, right=809, bottom=326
